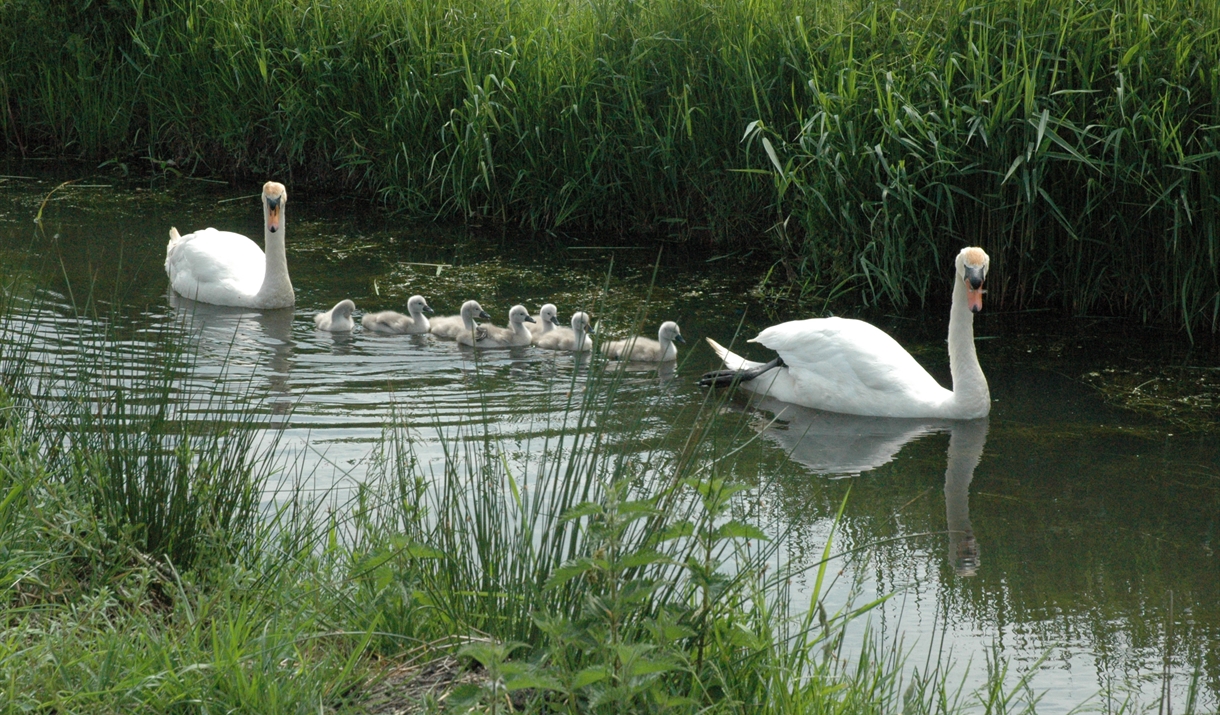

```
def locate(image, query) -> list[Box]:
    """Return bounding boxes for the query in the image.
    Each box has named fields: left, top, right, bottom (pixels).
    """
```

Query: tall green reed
left=2, top=0, right=1217, bottom=330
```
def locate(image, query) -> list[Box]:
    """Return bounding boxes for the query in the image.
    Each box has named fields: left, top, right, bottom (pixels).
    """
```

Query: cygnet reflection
left=745, top=395, right=987, bottom=576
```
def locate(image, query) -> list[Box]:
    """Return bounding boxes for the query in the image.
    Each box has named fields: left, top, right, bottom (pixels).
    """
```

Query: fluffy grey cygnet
left=361, top=295, right=434, bottom=334
left=526, top=303, right=560, bottom=336
left=314, top=299, right=356, bottom=332
left=430, top=300, right=492, bottom=340
left=534, top=311, right=592, bottom=351
left=602, top=321, right=685, bottom=362
left=459, top=304, right=535, bottom=348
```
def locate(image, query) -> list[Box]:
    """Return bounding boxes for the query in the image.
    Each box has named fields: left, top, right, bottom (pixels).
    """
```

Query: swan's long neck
left=947, top=278, right=989, bottom=417
left=256, top=203, right=294, bottom=305
left=462, top=308, right=477, bottom=331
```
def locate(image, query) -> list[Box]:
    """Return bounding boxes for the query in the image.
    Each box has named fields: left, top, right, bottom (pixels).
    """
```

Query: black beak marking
left=964, top=266, right=985, bottom=290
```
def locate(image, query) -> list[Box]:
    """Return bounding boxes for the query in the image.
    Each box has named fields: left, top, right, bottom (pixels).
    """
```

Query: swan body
left=459, top=304, right=535, bottom=348
left=700, top=247, right=991, bottom=419
left=534, top=312, right=592, bottom=351
left=361, top=295, right=434, bottom=334
left=526, top=304, right=560, bottom=336
left=430, top=300, right=492, bottom=340
left=602, top=321, right=685, bottom=362
left=165, top=182, right=294, bottom=309
left=314, top=299, right=356, bottom=332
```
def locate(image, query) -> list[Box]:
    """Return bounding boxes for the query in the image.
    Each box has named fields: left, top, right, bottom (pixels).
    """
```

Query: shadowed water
left=2, top=168, right=1217, bottom=711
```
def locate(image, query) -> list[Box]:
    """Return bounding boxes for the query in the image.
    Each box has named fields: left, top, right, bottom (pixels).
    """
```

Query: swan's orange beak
left=967, top=284, right=984, bottom=313
left=267, top=203, right=281, bottom=233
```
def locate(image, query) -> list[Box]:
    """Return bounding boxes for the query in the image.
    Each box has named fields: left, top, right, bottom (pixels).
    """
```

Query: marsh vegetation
left=2, top=0, right=1219, bottom=330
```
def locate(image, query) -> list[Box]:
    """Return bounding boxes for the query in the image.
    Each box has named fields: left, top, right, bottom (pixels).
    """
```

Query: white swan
left=534, top=311, right=592, bottom=351
left=165, top=182, right=294, bottom=309
left=430, top=300, right=492, bottom=340
left=700, top=247, right=991, bottom=419
left=459, top=304, right=535, bottom=348
left=526, top=303, right=560, bottom=336
left=314, top=299, right=356, bottom=332
left=602, top=321, right=685, bottom=362
left=361, top=295, right=434, bottom=334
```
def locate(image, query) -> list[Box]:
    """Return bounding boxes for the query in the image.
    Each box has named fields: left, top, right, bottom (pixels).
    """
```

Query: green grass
left=1, top=0, right=1218, bottom=331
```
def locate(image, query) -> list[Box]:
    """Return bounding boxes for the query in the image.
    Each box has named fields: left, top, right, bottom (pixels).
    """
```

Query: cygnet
left=534, top=311, right=593, bottom=351
left=601, top=320, right=685, bottom=362
left=459, top=304, right=535, bottom=348
left=361, top=295, right=434, bottom=334
left=526, top=303, right=560, bottom=336
left=430, top=300, right=492, bottom=340
left=314, top=299, right=356, bottom=332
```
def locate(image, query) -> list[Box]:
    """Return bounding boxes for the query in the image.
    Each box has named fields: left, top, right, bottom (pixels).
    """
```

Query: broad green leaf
left=620, top=549, right=668, bottom=568
left=762, top=136, right=784, bottom=176
left=560, top=501, right=603, bottom=521
left=544, top=557, right=596, bottom=589
left=658, top=520, right=695, bottom=541
left=713, top=520, right=770, bottom=542
left=573, top=665, right=609, bottom=689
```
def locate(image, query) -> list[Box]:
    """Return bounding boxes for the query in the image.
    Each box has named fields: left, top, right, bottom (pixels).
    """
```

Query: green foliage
left=2, top=0, right=1217, bottom=329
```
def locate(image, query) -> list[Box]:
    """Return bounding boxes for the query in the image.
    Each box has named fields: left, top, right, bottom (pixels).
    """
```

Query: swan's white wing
left=752, top=317, right=948, bottom=411
left=166, top=228, right=265, bottom=305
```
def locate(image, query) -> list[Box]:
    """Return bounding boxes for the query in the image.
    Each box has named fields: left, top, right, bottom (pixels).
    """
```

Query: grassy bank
left=2, top=0, right=1219, bottom=331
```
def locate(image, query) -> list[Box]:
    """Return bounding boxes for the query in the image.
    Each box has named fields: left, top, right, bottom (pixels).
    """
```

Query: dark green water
left=2, top=167, right=1218, bottom=710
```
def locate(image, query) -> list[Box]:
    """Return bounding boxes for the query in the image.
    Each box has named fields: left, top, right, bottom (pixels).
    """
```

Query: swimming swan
left=361, top=295, right=434, bottom=334
left=459, top=304, right=535, bottom=348
left=430, top=300, right=492, bottom=340
left=526, top=304, right=560, bottom=336
left=534, top=311, right=592, bottom=351
left=699, top=247, right=991, bottom=419
left=314, top=299, right=356, bottom=332
left=602, top=321, right=685, bottom=362
left=165, top=182, right=294, bottom=309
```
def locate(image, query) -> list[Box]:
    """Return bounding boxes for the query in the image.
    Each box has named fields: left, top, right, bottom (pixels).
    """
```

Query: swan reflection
left=746, top=395, right=987, bottom=576
left=167, top=290, right=296, bottom=421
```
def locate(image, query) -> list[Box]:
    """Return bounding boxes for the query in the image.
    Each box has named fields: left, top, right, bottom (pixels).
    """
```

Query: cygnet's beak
left=673, top=334, right=687, bottom=344
left=423, top=304, right=435, bottom=314
left=550, top=316, right=560, bottom=326
left=478, top=310, right=492, bottom=320
left=523, top=315, right=536, bottom=323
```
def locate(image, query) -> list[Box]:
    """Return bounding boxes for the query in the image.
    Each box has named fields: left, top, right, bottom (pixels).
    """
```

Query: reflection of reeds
left=3, top=0, right=1217, bottom=330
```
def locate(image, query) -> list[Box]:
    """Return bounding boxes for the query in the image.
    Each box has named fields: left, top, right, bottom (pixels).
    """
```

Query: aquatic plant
left=1, top=0, right=1217, bottom=331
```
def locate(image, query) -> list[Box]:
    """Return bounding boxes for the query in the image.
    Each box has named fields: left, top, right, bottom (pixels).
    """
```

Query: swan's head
left=955, top=247, right=989, bottom=313
left=659, top=321, right=686, bottom=344
left=408, top=295, right=434, bottom=315
left=332, top=299, right=355, bottom=318
left=462, top=300, right=492, bottom=321
left=539, top=303, right=559, bottom=326
left=510, top=304, right=535, bottom=325
left=571, top=311, right=592, bottom=333
left=262, top=182, right=287, bottom=234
